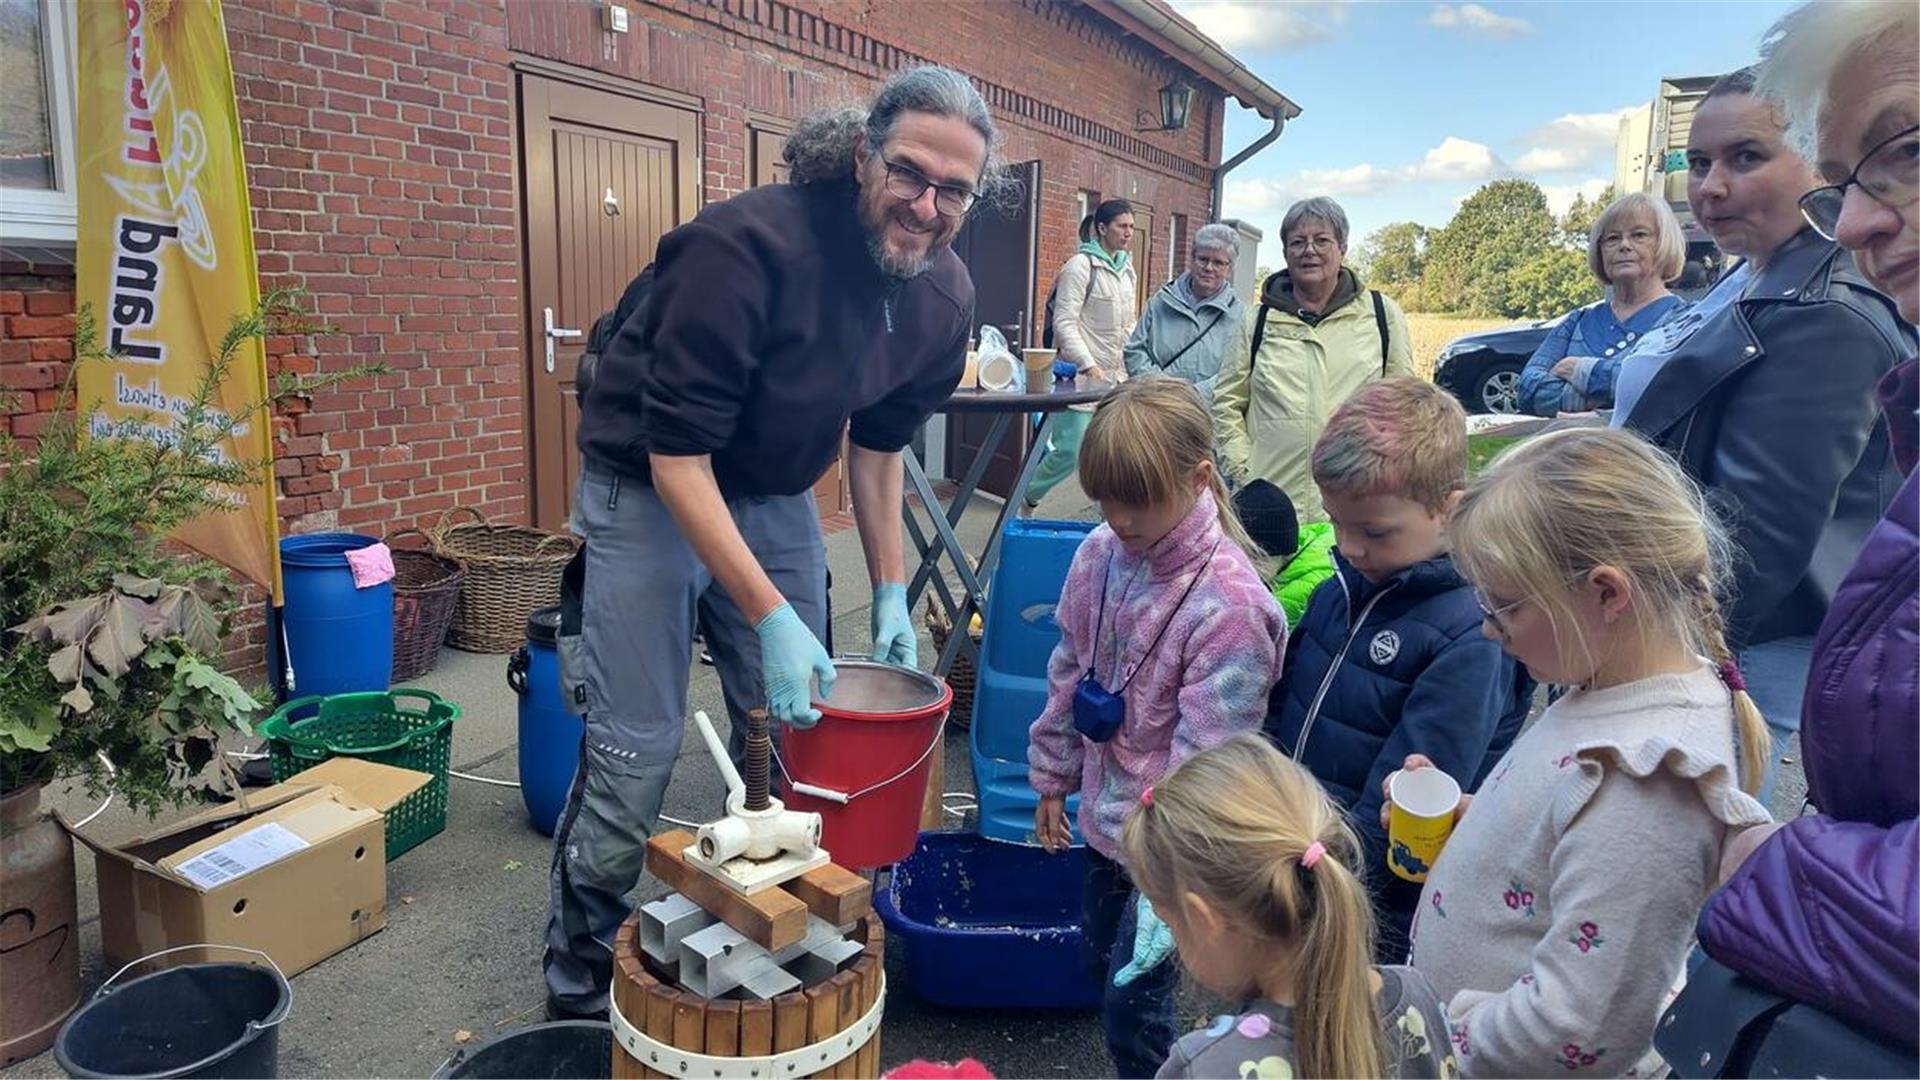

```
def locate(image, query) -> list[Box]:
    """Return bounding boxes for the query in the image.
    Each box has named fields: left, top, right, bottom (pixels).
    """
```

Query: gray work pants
left=542, top=464, right=826, bottom=1013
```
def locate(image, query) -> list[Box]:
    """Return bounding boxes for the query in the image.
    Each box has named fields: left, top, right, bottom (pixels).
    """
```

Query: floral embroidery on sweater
left=1555, top=1043, right=1605, bottom=1070
left=1502, top=881, right=1537, bottom=917
left=1570, top=921, right=1605, bottom=953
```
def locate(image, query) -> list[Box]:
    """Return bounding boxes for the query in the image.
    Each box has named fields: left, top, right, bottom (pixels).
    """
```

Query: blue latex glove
left=755, top=603, right=835, bottom=728
left=1113, top=894, right=1174, bottom=987
left=869, top=582, right=916, bottom=668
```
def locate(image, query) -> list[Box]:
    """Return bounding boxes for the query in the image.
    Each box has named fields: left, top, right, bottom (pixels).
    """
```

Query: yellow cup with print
left=1387, top=768, right=1461, bottom=882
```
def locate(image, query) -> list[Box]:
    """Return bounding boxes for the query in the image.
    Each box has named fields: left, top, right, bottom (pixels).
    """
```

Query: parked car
left=1432, top=314, right=1563, bottom=415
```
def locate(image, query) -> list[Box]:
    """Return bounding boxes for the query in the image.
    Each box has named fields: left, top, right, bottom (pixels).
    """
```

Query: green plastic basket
left=261, top=689, right=459, bottom=859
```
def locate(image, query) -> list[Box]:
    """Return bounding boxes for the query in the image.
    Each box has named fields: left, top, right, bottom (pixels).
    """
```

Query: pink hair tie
left=1719, top=660, right=1748, bottom=693
left=1140, top=786, right=1154, bottom=808
left=1301, top=841, right=1327, bottom=871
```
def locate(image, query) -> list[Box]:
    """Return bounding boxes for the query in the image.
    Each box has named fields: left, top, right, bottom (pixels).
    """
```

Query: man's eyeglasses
left=1799, top=123, right=1919, bottom=241
left=882, top=157, right=977, bottom=217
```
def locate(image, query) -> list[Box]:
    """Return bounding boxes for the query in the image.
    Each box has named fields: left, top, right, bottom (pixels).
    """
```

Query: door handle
left=544, top=306, right=582, bottom=374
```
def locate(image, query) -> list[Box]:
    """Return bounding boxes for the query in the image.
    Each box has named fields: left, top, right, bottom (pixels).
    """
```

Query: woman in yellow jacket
left=1213, top=197, right=1414, bottom=518
left=1025, top=199, right=1139, bottom=508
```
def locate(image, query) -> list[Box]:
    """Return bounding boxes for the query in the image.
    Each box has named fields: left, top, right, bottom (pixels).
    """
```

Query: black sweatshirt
left=577, top=178, right=973, bottom=497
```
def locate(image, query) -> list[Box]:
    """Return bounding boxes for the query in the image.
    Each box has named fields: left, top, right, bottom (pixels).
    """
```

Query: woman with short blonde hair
left=1514, top=191, right=1690, bottom=416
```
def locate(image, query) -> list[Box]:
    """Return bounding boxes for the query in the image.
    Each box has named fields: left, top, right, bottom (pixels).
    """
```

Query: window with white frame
left=0, top=0, right=78, bottom=245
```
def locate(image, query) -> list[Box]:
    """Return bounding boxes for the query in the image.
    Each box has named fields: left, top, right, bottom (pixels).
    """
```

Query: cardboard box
left=66, top=758, right=431, bottom=976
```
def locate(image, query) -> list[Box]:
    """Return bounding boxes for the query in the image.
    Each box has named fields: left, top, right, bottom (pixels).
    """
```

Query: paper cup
left=1386, top=768, right=1460, bottom=882
left=960, top=351, right=979, bottom=389
left=977, top=351, right=1019, bottom=393
left=1022, top=348, right=1057, bottom=393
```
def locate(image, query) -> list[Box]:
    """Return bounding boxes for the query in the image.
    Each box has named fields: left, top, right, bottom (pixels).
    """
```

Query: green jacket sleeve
left=1272, top=523, right=1337, bottom=628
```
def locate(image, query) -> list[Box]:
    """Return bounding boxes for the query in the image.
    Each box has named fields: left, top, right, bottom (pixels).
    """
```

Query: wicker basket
left=385, top=528, right=466, bottom=682
left=925, top=598, right=981, bottom=731
left=431, top=508, right=580, bottom=654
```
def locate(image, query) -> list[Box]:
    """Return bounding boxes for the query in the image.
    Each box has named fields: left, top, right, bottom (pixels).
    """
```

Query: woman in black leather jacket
left=1615, top=67, right=1915, bottom=800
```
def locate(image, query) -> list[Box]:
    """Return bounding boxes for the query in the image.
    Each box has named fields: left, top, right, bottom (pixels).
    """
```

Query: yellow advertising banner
left=75, top=0, right=280, bottom=601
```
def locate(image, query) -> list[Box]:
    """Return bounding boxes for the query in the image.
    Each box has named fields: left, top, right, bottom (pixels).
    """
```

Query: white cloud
left=1172, top=1, right=1351, bottom=53
left=1414, top=136, right=1504, bottom=182
left=1223, top=137, right=1506, bottom=221
left=1539, top=178, right=1613, bottom=217
left=1427, top=3, right=1531, bottom=37
left=1513, top=106, right=1642, bottom=175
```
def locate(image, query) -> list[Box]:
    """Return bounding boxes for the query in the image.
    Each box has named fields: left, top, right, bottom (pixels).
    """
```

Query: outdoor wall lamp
left=1136, top=79, right=1195, bottom=133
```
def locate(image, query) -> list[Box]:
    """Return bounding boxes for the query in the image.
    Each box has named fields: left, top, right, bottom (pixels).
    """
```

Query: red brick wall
left=226, top=0, right=522, bottom=537
left=1, top=274, right=76, bottom=445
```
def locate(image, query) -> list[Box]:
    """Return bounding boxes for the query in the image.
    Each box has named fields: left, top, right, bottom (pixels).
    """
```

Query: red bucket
left=781, top=660, right=951, bottom=870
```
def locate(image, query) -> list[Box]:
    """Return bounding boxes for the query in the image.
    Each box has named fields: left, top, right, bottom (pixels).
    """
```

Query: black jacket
left=1264, top=550, right=1533, bottom=959
left=1624, top=228, right=1915, bottom=647
left=577, top=179, right=973, bottom=497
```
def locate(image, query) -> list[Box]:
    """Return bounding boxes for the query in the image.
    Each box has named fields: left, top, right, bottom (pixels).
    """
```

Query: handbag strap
left=1155, top=303, right=1228, bottom=371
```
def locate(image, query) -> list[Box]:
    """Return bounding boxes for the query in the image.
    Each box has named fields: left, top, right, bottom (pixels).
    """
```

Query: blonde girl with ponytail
left=1027, top=378, right=1287, bottom=1078
left=1122, top=735, right=1460, bottom=1079
left=1399, top=427, right=1775, bottom=1077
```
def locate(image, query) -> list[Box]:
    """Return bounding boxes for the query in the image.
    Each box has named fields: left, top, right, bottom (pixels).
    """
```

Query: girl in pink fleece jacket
left=1028, top=378, right=1286, bottom=1078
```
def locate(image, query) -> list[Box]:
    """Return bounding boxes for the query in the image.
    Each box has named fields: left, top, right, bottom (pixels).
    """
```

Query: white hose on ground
left=71, top=752, right=117, bottom=829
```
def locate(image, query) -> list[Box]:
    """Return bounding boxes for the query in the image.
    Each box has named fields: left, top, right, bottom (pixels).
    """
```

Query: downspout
left=1211, top=112, right=1284, bottom=221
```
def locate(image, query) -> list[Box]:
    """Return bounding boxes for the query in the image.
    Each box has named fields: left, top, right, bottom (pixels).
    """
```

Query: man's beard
left=858, top=185, right=943, bottom=280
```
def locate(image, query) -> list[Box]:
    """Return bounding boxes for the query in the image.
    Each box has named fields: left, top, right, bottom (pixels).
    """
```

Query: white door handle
left=544, top=306, right=583, bottom=374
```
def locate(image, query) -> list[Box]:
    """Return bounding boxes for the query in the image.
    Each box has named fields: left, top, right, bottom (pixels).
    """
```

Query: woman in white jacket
left=1026, top=199, right=1139, bottom=508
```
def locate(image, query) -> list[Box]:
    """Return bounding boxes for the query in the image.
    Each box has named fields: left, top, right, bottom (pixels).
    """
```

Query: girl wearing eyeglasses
left=1610, top=65, right=1916, bottom=802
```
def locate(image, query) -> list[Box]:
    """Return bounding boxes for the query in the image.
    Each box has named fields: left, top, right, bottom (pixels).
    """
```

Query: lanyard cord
left=1086, top=540, right=1221, bottom=693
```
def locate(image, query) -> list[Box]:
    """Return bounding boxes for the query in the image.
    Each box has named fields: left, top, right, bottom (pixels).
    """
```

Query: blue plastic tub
left=279, top=533, right=394, bottom=700
left=875, top=830, right=1100, bottom=1009
left=511, top=606, right=582, bottom=836
left=972, top=519, right=1094, bottom=763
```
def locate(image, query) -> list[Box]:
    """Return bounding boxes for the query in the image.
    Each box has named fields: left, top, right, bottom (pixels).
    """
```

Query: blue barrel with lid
left=510, top=605, right=581, bottom=836
left=278, top=533, right=393, bottom=700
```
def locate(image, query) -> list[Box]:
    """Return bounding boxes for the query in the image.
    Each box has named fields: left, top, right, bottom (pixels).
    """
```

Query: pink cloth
left=1027, top=490, right=1287, bottom=861
left=345, top=542, right=395, bottom=589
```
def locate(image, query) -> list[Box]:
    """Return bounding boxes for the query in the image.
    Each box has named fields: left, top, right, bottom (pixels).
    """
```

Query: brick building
left=1, top=0, right=1293, bottom=662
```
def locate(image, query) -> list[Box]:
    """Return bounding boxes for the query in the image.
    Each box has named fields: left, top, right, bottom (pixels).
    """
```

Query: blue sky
left=1180, top=0, right=1800, bottom=260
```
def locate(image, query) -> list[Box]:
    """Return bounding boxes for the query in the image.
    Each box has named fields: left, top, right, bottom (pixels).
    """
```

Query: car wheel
left=1470, top=363, right=1523, bottom=415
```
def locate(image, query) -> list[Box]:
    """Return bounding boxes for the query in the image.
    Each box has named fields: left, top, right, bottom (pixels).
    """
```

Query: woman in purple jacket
left=1696, top=0, right=1919, bottom=1052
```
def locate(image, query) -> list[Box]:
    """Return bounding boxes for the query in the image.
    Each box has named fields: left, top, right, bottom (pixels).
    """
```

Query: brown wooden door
left=521, top=74, right=699, bottom=531
left=750, top=122, right=849, bottom=520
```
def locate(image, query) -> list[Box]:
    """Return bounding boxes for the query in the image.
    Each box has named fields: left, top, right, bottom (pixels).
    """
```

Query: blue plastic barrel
left=279, top=533, right=393, bottom=700
left=510, top=606, right=581, bottom=836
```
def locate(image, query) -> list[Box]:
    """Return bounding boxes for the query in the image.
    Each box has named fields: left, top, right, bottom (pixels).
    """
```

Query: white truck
left=1615, top=75, right=1727, bottom=297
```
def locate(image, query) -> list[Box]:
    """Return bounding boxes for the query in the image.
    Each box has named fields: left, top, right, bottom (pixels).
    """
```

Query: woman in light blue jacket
left=1122, top=223, right=1243, bottom=408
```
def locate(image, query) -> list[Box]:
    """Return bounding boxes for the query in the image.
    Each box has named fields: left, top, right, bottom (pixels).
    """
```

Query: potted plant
left=0, top=292, right=367, bottom=1063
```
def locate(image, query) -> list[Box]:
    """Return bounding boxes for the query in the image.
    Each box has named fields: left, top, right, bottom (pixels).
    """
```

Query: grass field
left=1405, top=312, right=1513, bottom=381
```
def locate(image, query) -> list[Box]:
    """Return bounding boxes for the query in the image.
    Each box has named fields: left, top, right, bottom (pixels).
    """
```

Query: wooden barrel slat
left=853, top=956, right=880, bottom=1080
left=834, top=969, right=861, bottom=1079
left=705, top=999, right=742, bottom=1064
left=805, top=982, right=842, bottom=1079
left=671, top=990, right=706, bottom=1057
left=740, top=999, right=775, bottom=1059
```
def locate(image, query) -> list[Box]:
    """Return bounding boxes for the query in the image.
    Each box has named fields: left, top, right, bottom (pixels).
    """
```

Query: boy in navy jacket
left=1263, top=378, right=1533, bottom=961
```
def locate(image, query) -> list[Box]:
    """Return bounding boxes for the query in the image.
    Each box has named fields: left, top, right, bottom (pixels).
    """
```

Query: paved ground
left=8, top=473, right=1807, bottom=1079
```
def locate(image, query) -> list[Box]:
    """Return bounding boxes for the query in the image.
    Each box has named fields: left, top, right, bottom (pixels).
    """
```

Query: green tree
left=1424, top=179, right=1558, bottom=317
left=1558, top=183, right=1618, bottom=249
left=1355, top=221, right=1429, bottom=287
left=1505, top=247, right=1603, bottom=318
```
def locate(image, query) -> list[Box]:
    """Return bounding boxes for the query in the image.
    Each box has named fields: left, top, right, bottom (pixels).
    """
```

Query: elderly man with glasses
left=1213, top=197, right=1414, bottom=519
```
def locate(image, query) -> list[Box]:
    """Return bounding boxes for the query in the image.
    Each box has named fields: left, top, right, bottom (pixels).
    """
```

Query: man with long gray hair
left=551, top=64, right=999, bottom=1021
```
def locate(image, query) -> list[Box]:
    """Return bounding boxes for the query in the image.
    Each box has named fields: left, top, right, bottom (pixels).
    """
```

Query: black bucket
left=54, top=960, right=290, bottom=1078
left=434, top=1021, right=612, bottom=1079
